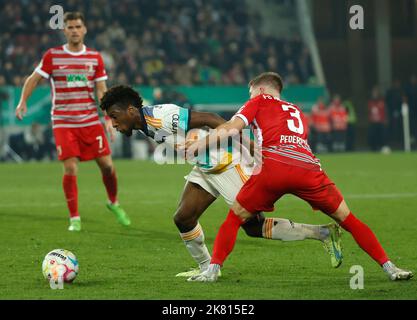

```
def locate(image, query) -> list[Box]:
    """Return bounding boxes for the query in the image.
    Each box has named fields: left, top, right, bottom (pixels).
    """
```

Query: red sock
left=211, top=209, right=245, bottom=266
left=102, top=169, right=118, bottom=204
left=63, top=175, right=78, bottom=218
left=340, top=212, right=389, bottom=265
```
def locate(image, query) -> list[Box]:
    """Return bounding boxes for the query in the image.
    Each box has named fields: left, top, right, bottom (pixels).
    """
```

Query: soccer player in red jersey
left=329, top=95, right=348, bottom=152
left=100, top=85, right=344, bottom=277
left=187, top=72, right=413, bottom=282
left=15, top=12, right=130, bottom=231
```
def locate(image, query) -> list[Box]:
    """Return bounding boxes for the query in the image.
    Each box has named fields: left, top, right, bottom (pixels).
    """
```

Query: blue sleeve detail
left=142, top=106, right=154, bottom=117
left=179, top=108, right=190, bottom=133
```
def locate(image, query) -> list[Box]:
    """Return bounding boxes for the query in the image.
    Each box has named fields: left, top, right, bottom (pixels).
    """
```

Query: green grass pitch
left=0, top=153, right=416, bottom=299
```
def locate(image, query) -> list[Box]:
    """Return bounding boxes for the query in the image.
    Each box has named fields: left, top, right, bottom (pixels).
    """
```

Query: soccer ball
left=42, top=249, right=79, bottom=283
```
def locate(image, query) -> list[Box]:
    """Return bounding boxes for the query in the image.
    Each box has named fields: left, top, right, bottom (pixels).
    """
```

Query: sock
left=211, top=209, right=244, bottom=266
left=63, top=174, right=78, bottom=218
left=180, top=223, right=211, bottom=270
left=340, top=212, right=389, bottom=265
left=207, top=263, right=221, bottom=274
left=382, top=261, right=395, bottom=273
left=102, top=169, right=118, bottom=204
left=262, top=218, right=329, bottom=241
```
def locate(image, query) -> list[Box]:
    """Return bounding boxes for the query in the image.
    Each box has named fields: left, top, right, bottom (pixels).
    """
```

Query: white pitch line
left=0, top=193, right=416, bottom=208
left=0, top=200, right=166, bottom=208
left=345, top=193, right=417, bottom=199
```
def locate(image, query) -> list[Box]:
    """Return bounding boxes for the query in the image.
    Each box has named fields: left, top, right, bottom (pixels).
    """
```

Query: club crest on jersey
left=85, top=62, right=94, bottom=72
left=66, top=74, right=88, bottom=88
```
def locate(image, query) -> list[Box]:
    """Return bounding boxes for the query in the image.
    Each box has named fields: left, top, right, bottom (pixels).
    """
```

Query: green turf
left=0, top=152, right=416, bottom=299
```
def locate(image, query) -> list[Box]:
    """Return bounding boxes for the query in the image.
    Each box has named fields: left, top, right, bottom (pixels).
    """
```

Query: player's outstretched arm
left=15, top=71, right=43, bottom=120
left=189, top=111, right=226, bottom=129
left=96, top=80, right=115, bottom=142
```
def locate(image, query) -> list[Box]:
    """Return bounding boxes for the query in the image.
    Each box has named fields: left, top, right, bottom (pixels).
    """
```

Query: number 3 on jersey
left=281, top=104, right=304, bottom=134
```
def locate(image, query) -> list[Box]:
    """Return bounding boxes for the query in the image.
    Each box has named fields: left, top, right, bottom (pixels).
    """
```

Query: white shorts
left=185, top=165, right=250, bottom=206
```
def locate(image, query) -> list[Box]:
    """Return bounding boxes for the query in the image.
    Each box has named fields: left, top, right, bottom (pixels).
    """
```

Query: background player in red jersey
left=15, top=12, right=130, bottom=231
left=187, top=72, right=413, bottom=282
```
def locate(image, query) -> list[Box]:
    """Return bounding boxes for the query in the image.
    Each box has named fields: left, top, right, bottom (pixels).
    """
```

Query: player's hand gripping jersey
left=233, top=94, right=321, bottom=171
left=139, top=104, right=253, bottom=174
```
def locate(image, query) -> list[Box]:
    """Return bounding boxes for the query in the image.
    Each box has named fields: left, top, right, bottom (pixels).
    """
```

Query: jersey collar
left=63, top=44, right=86, bottom=56
left=138, top=107, right=150, bottom=136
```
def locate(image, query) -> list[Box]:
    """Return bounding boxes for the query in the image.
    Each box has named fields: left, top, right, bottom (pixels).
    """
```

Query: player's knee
left=241, top=223, right=260, bottom=237
left=241, top=213, right=264, bottom=238
left=173, top=209, right=198, bottom=232
left=232, top=201, right=252, bottom=221
left=64, top=163, right=78, bottom=175
left=329, top=199, right=350, bottom=223
left=99, top=164, right=113, bottom=176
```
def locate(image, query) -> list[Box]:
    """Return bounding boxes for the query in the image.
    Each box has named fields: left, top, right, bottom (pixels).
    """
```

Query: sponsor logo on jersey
left=172, top=114, right=179, bottom=134
left=66, top=74, right=88, bottom=88
left=85, top=62, right=94, bottom=72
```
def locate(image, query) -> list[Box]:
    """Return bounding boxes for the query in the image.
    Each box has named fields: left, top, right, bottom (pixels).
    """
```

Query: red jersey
left=234, top=94, right=321, bottom=171
left=311, top=102, right=331, bottom=133
left=329, top=103, right=348, bottom=131
left=35, top=45, right=108, bottom=129
left=368, top=98, right=386, bottom=123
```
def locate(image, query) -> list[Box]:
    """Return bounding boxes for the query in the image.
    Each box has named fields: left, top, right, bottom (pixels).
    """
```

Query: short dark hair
left=64, top=12, right=86, bottom=25
left=249, top=72, right=283, bottom=93
left=100, top=85, right=144, bottom=112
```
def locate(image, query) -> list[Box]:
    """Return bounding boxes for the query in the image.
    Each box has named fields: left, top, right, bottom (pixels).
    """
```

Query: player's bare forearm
left=186, top=117, right=246, bottom=155
left=189, top=111, right=226, bottom=129
left=190, top=112, right=253, bottom=151
left=16, top=72, right=43, bottom=120
left=19, top=72, right=42, bottom=103
left=215, top=117, right=246, bottom=133
left=95, top=81, right=115, bottom=141
left=95, top=80, right=108, bottom=103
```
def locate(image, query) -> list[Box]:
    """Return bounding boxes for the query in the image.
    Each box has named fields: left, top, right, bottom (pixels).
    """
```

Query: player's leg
left=210, top=166, right=330, bottom=242
left=95, top=155, right=130, bottom=226
left=188, top=200, right=253, bottom=282
left=330, top=199, right=413, bottom=280
left=243, top=213, right=332, bottom=242
left=174, top=181, right=217, bottom=276
left=62, top=157, right=81, bottom=231
left=188, top=163, right=280, bottom=282
left=95, top=155, right=117, bottom=203
left=77, top=124, right=130, bottom=226
left=297, top=169, right=412, bottom=280
left=54, top=128, right=82, bottom=231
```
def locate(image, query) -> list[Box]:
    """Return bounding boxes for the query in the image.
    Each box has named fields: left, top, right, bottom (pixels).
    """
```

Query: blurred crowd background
left=0, top=0, right=315, bottom=87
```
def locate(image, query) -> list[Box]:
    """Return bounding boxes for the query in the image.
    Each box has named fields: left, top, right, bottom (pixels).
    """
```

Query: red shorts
left=53, top=124, right=111, bottom=161
left=236, top=158, right=343, bottom=215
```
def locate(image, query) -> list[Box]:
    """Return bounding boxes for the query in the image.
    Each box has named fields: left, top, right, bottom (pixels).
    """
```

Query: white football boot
left=383, top=261, right=413, bottom=281
left=176, top=266, right=221, bottom=278
left=175, top=267, right=201, bottom=278
left=187, top=264, right=220, bottom=282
